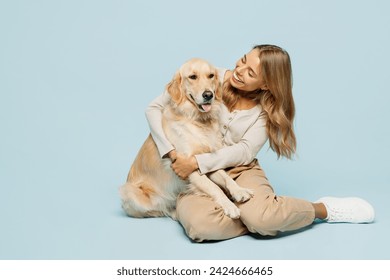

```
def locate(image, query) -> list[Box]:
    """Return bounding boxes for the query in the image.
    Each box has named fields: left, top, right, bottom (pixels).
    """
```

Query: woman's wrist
left=190, top=156, right=199, bottom=171
left=167, top=150, right=177, bottom=162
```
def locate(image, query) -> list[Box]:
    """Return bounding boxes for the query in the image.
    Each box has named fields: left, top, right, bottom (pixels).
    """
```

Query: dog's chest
left=163, top=117, right=222, bottom=156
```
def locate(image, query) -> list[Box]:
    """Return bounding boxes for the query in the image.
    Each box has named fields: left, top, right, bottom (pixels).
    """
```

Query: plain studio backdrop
left=1, top=0, right=389, bottom=259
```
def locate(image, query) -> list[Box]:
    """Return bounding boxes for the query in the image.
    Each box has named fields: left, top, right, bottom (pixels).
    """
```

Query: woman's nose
left=235, top=65, right=244, bottom=76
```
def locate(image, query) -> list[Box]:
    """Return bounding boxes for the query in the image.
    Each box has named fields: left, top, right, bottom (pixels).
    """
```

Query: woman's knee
left=180, top=211, right=219, bottom=242
left=239, top=194, right=285, bottom=236
left=177, top=206, right=221, bottom=241
left=176, top=195, right=247, bottom=242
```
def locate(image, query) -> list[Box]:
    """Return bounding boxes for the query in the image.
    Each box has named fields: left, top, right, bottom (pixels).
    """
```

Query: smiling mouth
left=232, top=71, right=244, bottom=83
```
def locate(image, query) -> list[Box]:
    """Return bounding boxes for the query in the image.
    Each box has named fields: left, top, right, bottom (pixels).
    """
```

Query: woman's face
left=230, top=49, right=268, bottom=92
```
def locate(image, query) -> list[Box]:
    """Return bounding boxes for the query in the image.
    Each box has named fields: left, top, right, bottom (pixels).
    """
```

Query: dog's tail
left=119, top=182, right=166, bottom=218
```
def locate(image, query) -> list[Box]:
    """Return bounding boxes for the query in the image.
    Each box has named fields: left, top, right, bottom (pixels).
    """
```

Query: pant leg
left=231, top=160, right=315, bottom=236
left=176, top=192, right=248, bottom=242
left=176, top=159, right=315, bottom=241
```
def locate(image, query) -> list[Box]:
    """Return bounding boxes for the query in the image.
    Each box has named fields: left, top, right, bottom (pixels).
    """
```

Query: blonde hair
left=223, top=44, right=296, bottom=159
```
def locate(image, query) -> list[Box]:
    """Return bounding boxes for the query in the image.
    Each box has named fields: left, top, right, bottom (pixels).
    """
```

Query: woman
left=146, top=44, right=375, bottom=242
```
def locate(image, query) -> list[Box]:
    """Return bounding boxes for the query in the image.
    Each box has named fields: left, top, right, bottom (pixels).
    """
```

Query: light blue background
left=1, top=0, right=389, bottom=259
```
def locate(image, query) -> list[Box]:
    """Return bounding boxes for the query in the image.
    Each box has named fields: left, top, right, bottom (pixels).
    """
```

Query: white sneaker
left=315, top=197, right=375, bottom=223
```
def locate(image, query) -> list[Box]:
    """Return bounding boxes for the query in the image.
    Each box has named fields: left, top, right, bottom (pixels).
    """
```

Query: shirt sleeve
left=194, top=116, right=268, bottom=174
left=144, top=90, right=175, bottom=158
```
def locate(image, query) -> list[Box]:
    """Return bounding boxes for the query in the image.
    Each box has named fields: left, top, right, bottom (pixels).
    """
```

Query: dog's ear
left=214, top=71, right=223, bottom=101
left=166, top=71, right=183, bottom=104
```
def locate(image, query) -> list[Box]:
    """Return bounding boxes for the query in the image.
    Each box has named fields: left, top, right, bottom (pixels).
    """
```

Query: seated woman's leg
left=176, top=192, right=248, bottom=242
left=230, top=161, right=315, bottom=236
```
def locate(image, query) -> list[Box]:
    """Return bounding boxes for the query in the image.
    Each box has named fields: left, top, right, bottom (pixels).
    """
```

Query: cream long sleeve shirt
left=145, top=68, right=269, bottom=175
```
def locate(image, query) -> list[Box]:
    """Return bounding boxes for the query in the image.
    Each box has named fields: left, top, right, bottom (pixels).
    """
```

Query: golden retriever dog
left=120, top=58, right=254, bottom=220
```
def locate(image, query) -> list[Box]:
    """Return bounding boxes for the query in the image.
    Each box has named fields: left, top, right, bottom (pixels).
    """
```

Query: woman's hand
left=171, top=154, right=198, bottom=180
left=167, top=150, right=177, bottom=162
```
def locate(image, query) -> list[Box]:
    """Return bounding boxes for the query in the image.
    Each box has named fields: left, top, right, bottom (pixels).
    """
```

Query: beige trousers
left=176, top=159, right=315, bottom=242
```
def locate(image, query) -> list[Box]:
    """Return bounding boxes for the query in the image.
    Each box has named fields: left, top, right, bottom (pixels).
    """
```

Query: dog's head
left=166, top=58, right=222, bottom=117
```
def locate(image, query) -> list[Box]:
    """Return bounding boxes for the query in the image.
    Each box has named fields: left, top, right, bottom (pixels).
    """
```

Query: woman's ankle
left=313, top=202, right=328, bottom=220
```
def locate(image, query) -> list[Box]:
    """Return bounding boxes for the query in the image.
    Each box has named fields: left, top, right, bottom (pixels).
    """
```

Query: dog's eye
left=208, top=74, right=215, bottom=79
left=189, top=75, right=197, bottom=80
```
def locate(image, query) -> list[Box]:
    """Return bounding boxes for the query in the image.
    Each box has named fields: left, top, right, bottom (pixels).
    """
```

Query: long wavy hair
left=222, top=44, right=296, bottom=159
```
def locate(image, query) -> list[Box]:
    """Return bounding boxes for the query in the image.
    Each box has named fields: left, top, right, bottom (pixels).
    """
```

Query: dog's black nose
left=202, top=91, right=214, bottom=101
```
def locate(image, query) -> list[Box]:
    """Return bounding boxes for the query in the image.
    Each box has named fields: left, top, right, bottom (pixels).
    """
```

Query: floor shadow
left=187, top=219, right=326, bottom=243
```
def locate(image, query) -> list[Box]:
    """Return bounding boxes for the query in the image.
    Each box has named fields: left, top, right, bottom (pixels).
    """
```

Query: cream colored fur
left=120, top=58, right=253, bottom=219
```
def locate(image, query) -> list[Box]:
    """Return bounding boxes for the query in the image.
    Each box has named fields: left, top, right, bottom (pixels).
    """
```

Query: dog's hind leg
left=119, top=182, right=164, bottom=218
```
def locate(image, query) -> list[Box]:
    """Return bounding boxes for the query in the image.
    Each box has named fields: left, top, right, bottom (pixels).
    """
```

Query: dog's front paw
left=219, top=200, right=240, bottom=219
left=231, top=187, right=254, bottom=203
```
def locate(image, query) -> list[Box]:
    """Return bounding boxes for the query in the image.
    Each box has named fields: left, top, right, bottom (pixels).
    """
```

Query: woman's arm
left=171, top=116, right=268, bottom=178
left=145, top=90, right=175, bottom=159
left=195, top=116, right=268, bottom=174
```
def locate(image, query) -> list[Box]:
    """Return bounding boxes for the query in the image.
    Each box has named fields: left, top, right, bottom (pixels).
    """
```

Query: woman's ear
left=166, top=71, right=183, bottom=104
left=259, top=76, right=269, bottom=91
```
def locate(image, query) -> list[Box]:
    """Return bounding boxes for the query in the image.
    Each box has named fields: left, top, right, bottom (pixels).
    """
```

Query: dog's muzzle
left=189, top=92, right=214, bottom=113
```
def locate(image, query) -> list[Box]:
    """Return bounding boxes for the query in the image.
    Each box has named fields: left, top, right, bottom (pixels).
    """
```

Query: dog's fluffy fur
left=120, top=58, right=253, bottom=219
